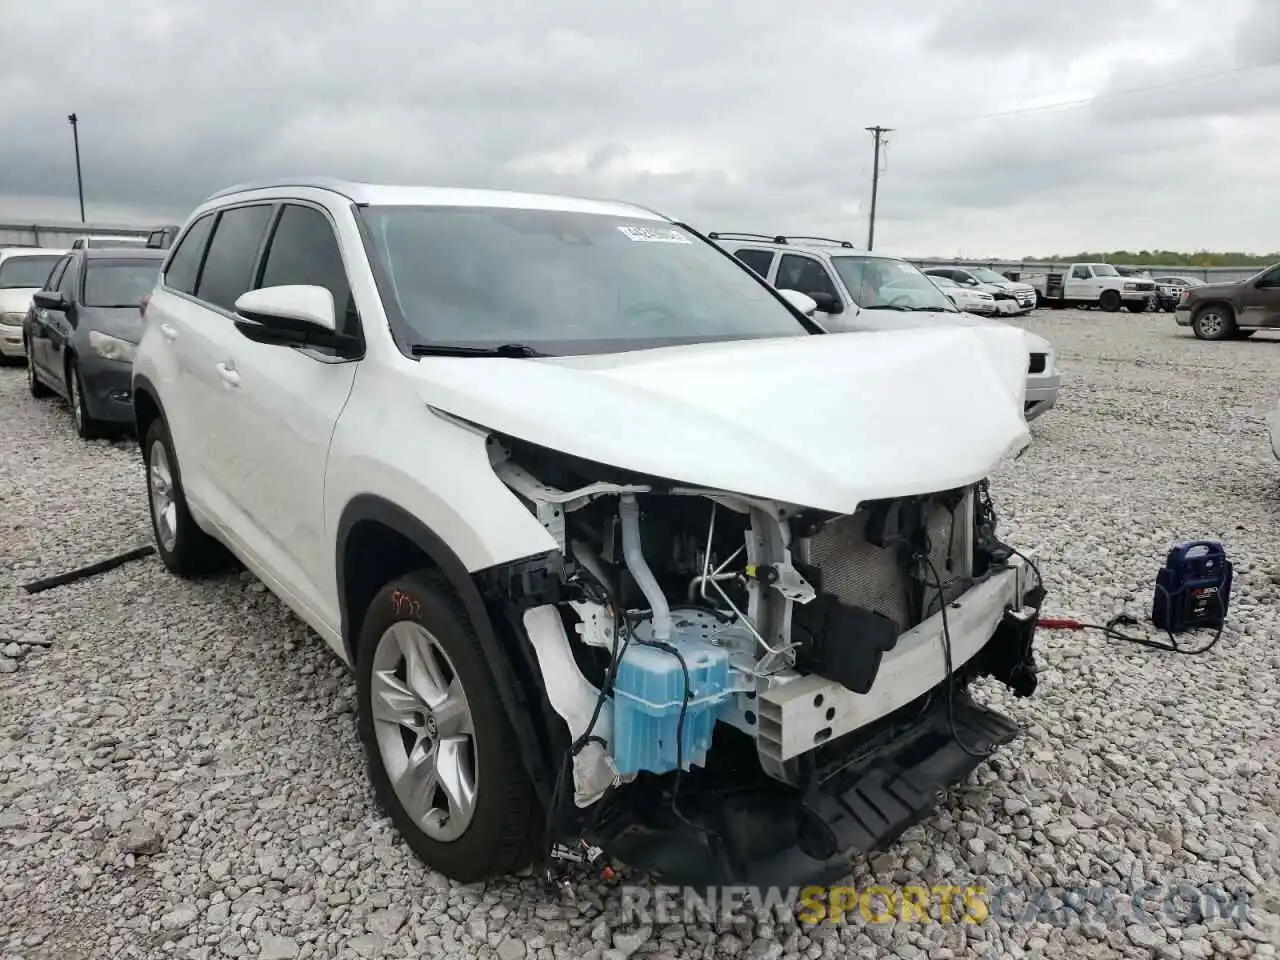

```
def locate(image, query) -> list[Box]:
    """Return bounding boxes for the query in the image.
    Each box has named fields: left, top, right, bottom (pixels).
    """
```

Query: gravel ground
left=1, top=312, right=1278, bottom=960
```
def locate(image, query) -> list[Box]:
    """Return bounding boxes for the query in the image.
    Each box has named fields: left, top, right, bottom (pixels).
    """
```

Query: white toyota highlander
left=132, top=178, right=1046, bottom=888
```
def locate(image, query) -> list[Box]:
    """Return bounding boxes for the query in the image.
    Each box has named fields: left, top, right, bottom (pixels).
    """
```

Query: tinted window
left=358, top=206, right=808, bottom=354
left=58, top=258, right=80, bottom=298
left=165, top=214, right=215, bottom=295
left=195, top=205, right=273, bottom=311
left=84, top=261, right=162, bottom=308
left=733, top=248, right=774, bottom=278
left=259, top=204, right=356, bottom=333
left=775, top=254, right=840, bottom=301
left=43, top=256, right=71, bottom=292
left=0, top=255, right=63, bottom=289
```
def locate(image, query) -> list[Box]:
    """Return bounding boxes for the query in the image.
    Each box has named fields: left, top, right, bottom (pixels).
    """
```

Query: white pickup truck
left=1024, top=262, right=1156, bottom=313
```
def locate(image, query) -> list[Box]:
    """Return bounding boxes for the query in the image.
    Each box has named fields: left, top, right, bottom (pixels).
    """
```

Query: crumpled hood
left=414, top=327, right=1032, bottom=514
left=834, top=308, right=1052, bottom=355
left=0, top=288, right=39, bottom=316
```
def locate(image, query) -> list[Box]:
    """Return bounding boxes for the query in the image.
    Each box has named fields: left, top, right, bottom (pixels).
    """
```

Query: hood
left=836, top=308, right=1052, bottom=358
left=82, top=307, right=144, bottom=343
left=413, top=327, right=1032, bottom=515
left=0, top=287, right=39, bottom=315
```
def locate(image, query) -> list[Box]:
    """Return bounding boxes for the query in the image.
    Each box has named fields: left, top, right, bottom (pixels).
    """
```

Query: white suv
left=133, top=179, right=1046, bottom=887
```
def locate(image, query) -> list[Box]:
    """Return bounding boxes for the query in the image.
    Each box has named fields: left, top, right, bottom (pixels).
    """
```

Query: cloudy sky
left=0, top=0, right=1276, bottom=258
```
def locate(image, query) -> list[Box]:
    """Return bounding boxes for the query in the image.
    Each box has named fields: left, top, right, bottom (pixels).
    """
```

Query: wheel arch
left=336, top=494, right=560, bottom=799
left=132, top=373, right=166, bottom=458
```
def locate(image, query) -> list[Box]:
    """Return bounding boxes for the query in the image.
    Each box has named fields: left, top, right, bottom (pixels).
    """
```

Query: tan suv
left=1175, top=262, right=1280, bottom=340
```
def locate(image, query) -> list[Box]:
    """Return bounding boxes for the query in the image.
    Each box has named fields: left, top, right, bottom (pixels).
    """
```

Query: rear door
left=1239, top=265, right=1280, bottom=328
left=178, top=203, right=276, bottom=523
left=206, top=201, right=360, bottom=624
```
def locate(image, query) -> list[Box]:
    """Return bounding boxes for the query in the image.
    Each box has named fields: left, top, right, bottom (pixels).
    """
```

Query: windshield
left=83, top=261, right=160, bottom=307
left=969, top=268, right=1008, bottom=283
left=357, top=206, right=810, bottom=354
left=1090, top=264, right=1119, bottom=277
left=830, top=256, right=957, bottom=312
left=0, top=255, right=61, bottom=289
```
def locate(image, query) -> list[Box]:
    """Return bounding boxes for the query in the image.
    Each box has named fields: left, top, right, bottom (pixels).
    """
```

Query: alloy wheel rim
left=148, top=441, right=178, bottom=553
left=370, top=620, right=478, bottom=842
left=1199, top=312, right=1224, bottom=336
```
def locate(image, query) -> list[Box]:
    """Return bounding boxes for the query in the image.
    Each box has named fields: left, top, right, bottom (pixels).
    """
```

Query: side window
left=733, top=248, right=774, bottom=279
left=164, top=213, right=215, bottom=295
left=776, top=254, right=840, bottom=301
left=258, top=204, right=357, bottom=334
left=1255, top=265, right=1280, bottom=288
left=58, top=258, right=80, bottom=299
left=195, top=205, right=274, bottom=311
left=43, top=256, right=71, bottom=292
left=1071, top=265, right=1092, bottom=280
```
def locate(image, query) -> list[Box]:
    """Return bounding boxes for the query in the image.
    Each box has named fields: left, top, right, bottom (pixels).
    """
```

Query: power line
left=865, top=125, right=892, bottom=250
left=899, top=59, right=1280, bottom=134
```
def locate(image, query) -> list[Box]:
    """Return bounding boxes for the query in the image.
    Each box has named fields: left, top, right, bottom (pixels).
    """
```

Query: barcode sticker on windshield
left=617, top=225, right=691, bottom=244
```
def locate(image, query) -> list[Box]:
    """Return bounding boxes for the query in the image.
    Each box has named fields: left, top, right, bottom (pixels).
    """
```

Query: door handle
left=216, top=362, right=240, bottom=388
left=159, top=323, right=178, bottom=341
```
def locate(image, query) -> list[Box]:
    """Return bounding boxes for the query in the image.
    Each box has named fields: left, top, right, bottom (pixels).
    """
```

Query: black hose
left=21, top=545, right=155, bottom=594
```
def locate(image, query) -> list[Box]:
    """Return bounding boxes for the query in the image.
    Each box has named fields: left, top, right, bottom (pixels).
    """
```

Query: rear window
left=83, top=261, right=161, bottom=308
left=0, top=255, right=63, bottom=289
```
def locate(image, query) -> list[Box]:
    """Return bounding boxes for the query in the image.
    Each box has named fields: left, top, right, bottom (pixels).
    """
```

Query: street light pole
left=67, top=113, right=85, bottom=223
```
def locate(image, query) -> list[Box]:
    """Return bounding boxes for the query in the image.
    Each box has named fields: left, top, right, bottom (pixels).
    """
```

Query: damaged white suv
left=132, top=178, right=1046, bottom=887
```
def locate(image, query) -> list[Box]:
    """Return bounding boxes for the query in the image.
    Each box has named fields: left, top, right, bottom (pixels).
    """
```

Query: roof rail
left=706, top=231, right=856, bottom=249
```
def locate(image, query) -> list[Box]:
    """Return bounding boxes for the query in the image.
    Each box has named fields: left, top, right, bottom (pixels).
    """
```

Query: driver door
left=1064, top=264, right=1094, bottom=300
left=775, top=254, right=845, bottom=327
left=1239, top=265, right=1280, bottom=328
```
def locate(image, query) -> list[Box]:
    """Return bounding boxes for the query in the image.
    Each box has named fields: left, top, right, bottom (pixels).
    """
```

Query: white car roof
left=200, top=177, right=672, bottom=222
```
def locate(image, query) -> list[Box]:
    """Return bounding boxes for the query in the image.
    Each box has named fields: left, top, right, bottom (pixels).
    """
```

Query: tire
left=1234, top=330, right=1257, bottom=339
left=1126, top=302, right=1146, bottom=314
left=143, top=418, right=228, bottom=576
left=1099, top=290, right=1121, bottom=313
left=26, top=348, right=51, bottom=398
left=66, top=359, right=105, bottom=440
left=1191, top=305, right=1236, bottom=341
left=356, top=570, right=541, bottom=883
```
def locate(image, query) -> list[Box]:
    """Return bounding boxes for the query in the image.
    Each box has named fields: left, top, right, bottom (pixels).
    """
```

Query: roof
left=710, top=233, right=899, bottom=260
left=81, top=247, right=166, bottom=261
left=200, top=177, right=672, bottom=221
left=0, top=246, right=67, bottom=256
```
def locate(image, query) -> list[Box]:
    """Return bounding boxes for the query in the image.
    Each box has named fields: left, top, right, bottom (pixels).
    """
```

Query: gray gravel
left=1, top=313, right=1278, bottom=959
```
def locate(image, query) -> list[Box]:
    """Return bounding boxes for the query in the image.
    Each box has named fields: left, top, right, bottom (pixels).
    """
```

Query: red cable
left=1037, top=617, right=1085, bottom=630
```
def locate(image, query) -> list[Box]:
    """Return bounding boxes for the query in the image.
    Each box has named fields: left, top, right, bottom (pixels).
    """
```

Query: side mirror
left=32, top=291, right=66, bottom=311
left=777, top=288, right=818, bottom=316
left=806, top=291, right=844, bottom=314
left=965, top=278, right=980, bottom=286
left=233, top=285, right=354, bottom=353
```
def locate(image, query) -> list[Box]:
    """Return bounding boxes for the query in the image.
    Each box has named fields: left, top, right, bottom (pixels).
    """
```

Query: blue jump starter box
left=1151, top=540, right=1232, bottom=633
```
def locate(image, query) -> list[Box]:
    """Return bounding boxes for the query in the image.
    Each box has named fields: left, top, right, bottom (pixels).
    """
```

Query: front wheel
left=1191, top=306, right=1236, bottom=341
left=357, top=571, right=541, bottom=883
left=1099, top=290, right=1121, bottom=312
left=67, top=360, right=105, bottom=440
left=1126, top=302, right=1147, bottom=314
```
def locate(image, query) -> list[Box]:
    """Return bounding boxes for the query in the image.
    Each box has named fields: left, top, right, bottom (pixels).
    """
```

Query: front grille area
left=1028, top=353, right=1047, bottom=374
left=1134, top=281, right=1155, bottom=291
left=1014, top=289, right=1035, bottom=305
left=799, top=489, right=974, bottom=633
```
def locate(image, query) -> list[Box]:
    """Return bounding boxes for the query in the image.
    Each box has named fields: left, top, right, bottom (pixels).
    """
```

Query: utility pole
left=68, top=113, right=85, bottom=223
left=865, top=125, right=892, bottom=251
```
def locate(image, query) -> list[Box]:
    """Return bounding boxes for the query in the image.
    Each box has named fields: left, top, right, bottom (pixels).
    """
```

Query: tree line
left=1023, top=250, right=1279, bottom=267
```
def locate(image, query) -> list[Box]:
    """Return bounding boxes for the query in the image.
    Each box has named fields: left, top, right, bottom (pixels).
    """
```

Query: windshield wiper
left=409, top=343, right=548, bottom=358
left=860, top=304, right=950, bottom=313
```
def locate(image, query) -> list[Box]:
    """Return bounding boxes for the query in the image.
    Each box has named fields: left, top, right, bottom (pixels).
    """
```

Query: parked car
left=133, top=178, right=1045, bottom=887
left=0, top=247, right=68, bottom=361
left=929, top=274, right=997, bottom=315
left=1113, top=266, right=1159, bottom=312
left=24, top=247, right=165, bottom=438
left=711, top=234, right=1061, bottom=421
left=921, top=266, right=1037, bottom=315
left=1174, top=262, right=1280, bottom=340
left=1023, top=262, right=1156, bottom=312
left=146, top=225, right=181, bottom=249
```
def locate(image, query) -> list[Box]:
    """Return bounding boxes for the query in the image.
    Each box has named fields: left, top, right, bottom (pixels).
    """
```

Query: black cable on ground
left=21, top=545, right=156, bottom=595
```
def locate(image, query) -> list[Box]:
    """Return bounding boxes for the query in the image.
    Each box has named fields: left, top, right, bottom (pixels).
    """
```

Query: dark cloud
left=0, top=0, right=1274, bottom=256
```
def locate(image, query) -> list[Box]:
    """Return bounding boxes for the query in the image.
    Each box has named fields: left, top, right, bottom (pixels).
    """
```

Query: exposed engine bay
left=484, top=434, right=1045, bottom=885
